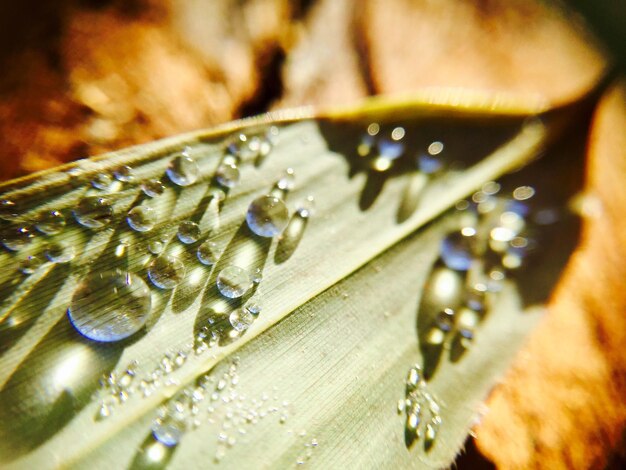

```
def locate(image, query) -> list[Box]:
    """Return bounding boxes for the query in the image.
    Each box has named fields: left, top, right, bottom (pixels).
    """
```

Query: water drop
left=211, top=189, right=226, bottom=203
left=152, top=415, right=186, bottom=447
left=440, top=232, right=474, bottom=271
left=197, top=240, right=218, bottom=265
left=406, top=366, right=422, bottom=389
left=216, top=266, right=253, bottom=299
left=251, top=268, right=262, bottom=284
left=148, top=240, right=164, bottom=255
left=35, top=210, right=66, bottom=235
left=215, top=160, right=240, bottom=188
left=1, top=226, right=33, bottom=251
left=148, top=256, right=186, bottom=289
left=114, top=165, right=134, bottom=182
left=246, top=195, right=289, bottom=237
left=391, top=127, right=405, bottom=141
left=45, top=242, right=76, bottom=263
left=92, top=173, right=114, bottom=190
left=142, top=179, right=165, bottom=198
left=229, top=308, right=255, bottom=332
left=245, top=302, right=261, bottom=316
left=296, top=196, right=315, bottom=219
left=367, top=123, right=380, bottom=136
left=167, top=151, right=200, bottom=187
left=19, top=255, right=43, bottom=274
left=68, top=271, right=152, bottom=342
left=435, top=308, right=455, bottom=332
left=127, top=206, right=157, bottom=232
left=424, top=416, right=441, bottom=446
left=177, top=221, right=201, bottom=244
left=277, top=168, right=295, bottom=191
left=0, top=199, right=18, bottom=220
left=513, top=186, right=535, bottom=201
left=73, top=196, right=114, bottom=229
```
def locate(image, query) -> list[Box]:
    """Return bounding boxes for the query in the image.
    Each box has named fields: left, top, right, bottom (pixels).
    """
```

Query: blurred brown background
left=1, top=0, right=625, bottom=468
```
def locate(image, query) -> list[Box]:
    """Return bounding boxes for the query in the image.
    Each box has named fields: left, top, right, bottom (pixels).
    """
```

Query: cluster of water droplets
left=398, top=364, right=442, bottom=450
left=357, top=123, right=448, bottom=177
left=146, top=357, right=305, bottom=463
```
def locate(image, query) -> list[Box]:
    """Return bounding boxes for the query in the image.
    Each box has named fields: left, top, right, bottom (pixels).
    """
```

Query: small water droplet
left=277, top=168, right=295, bottom=191
left=440, top=232, right=474, bottom=271
left=215, top=159, right=240, bottom=188
left=167, top=151, right=200, bottom=187
left=19, top=255, right=43, bottom=274
left=424, top=416, right=441, bottom=447
left=246, top=195, right=289, bottom=238
left=148, top=240, right=164, bottom=255
left=1, top=226, right=34, bottom=251
left=251, top=268, right=262, bottom=284
left=73, top=196, right=114, bottom=229
left=68, top=271, right=152, bottom=342
left=513, top=186, right=535, bottom=201
left=142, top=179, right=165, bottom=198
left=114, top=165, right=134, bottom=182
left=435, top=308, right=455, bottom=332
left=296, top=195, right=315, bottom=219
left=245, top=302, right=261, bottom=316
left=229, top=308, right=255, bottom=332
left=152, top=415, right=186, bottom=447
left=0, top=199, right=19, bottom=220
left=197, top=240, right=218, bottom=265
left=35, top=210, right=66, bottom=235
left=92, top=173, right=114, bottom=190
left=127, top=206, right=157, bottom=232
left=45, top=242, right=76, bottom=263
left=177, top=221, right=201, bottom=244
left=148, top=256, right=186, bottom=289
left=216, top=266, right=253, bottom=299
left=391, top=127, right=405, bottom=141
left=367, top=123, right=380, bottom=136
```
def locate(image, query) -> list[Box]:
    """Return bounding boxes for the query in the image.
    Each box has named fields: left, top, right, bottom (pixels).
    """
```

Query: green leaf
left=0, top=86, right=599, bottom=468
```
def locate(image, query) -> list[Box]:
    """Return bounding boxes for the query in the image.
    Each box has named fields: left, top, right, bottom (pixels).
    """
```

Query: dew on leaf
left=216, top=266, right=253, bottom=299
left=167, top=151, right=200, bottom=187
left=142, top=179, right=165, bottom=198
left=35, top=210, right=66, bottom=235
left=73, top=196, right=114, bottom=229
left=177, top=221, right=201, bottom=244
left=127, top=206, right=157, bottom=232
left=246, top=195, right=289, bottom=238
left=148, top=256, right=186, bottom=289
left=68, top=271, right=152, bottom=342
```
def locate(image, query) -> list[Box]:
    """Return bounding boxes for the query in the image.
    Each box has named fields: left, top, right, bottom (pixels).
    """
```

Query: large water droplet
left=167, top=151, right=200, bottom=187
left=142, top=179, right=165, bottom=198
left=215, top=159, right=240, bottom=189
left=440, top=232, right=474, bottom=271
left=73, top=196, right=114, bottom=229
left=177, top=221, right=201, bottom=244
left=229, top=308, right=255, bottom=332
left=127, top=206, right=157, bottom=232
left=1, top=226, right=33, bottom=251
left=216, top=266, right=253, bottom=299
left=68, top=271, right=152, bottom=342
left=148, top=256, right=186, bottom=289
left=45, top=242, right=76, bottom=263
left=246, top=195, right=289, bottom=238
left=35, top=210, right=66, bottom=235
left=197, top=240, right=218, bottom=265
